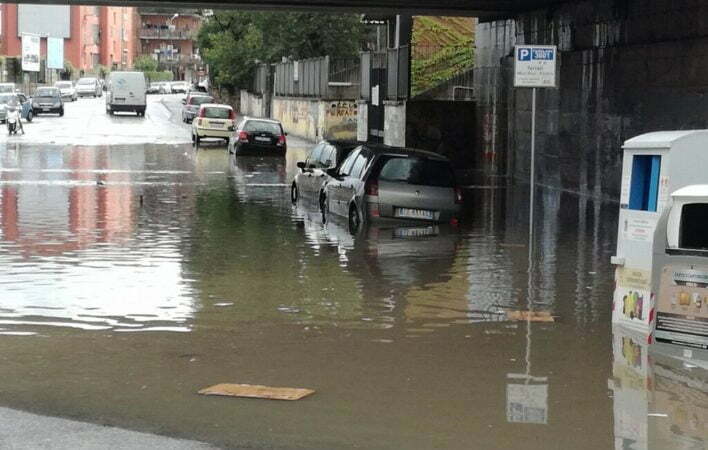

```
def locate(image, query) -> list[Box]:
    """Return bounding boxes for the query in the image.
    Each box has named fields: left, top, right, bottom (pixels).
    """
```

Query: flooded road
left=0, top=96, right=705, bottom=449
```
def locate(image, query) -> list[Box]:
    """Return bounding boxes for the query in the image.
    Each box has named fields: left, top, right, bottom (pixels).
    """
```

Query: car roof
left=199, top=103, right=232, bottom=109
left=360, top=143, right=450, bottom=161
left=242, top=116, right=282, bottom=125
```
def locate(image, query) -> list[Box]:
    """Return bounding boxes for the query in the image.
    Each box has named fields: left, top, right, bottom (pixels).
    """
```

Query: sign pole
left=529, top=87, right=536, bottom=256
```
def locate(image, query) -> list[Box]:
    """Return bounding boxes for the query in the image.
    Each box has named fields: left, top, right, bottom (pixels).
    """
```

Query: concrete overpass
left=13, top=0, right=561, bottom=17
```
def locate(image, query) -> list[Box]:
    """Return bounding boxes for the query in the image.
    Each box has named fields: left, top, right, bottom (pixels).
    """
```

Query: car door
left=339, top=150, right=370, bottom=213
left=329, top=148, right=360, bottom=216
left=311, top=144, right=335, bottom=194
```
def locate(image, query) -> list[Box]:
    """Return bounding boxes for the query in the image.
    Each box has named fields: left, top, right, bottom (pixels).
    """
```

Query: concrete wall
left=271, top=97, right=358, bottom=141
left=383, top=101, right=406, bottom=147
left=239, top=91, right=266, bottom=118
left=475, top=0, right=708, bottom=198
left=357, top=101, right=368, bottom=142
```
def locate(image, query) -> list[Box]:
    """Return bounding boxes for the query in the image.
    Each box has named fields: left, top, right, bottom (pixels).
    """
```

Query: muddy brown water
left=0, top=142, right=704, bottom=449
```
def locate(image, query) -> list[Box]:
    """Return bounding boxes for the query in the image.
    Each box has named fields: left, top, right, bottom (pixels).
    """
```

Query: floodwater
left=0, top=138, right=705, bottom=448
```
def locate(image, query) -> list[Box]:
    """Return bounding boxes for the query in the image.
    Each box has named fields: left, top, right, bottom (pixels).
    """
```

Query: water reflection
left=0, top=144, right=197, bottom=333
left=611, top=326, right=708, bottom=449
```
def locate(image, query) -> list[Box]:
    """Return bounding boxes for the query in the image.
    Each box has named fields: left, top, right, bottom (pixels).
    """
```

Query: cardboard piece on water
left=506, top=310, right=555, bottom=323
left=198, top=383, right=315, bottom=401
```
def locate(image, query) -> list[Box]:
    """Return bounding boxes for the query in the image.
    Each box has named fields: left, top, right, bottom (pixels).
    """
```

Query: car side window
left=320, top=146, right=335, bottom=168
left=339, top=148, right=361, bottom=176
left=349, top=152, right=369, bottom=180
left=307, top=143, right=325, bottom=167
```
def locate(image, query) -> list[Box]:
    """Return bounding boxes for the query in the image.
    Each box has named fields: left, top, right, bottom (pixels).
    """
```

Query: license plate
left=209, top=122, right=224, bottom=128
left=394, top=226, right=438, bottom=238
left=395, top=207, right=435, bottom=220
left=42, top=108, right=50, bottom=112
left=255, top=136, right=271, bottom=142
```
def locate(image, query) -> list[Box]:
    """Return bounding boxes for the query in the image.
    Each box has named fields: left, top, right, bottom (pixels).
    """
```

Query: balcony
left=139, top=28, right=194, bottom=40
left=156, top=54, right=202, bottom=65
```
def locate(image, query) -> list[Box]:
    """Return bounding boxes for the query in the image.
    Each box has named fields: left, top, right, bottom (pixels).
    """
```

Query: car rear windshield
left=377, top=156, right=455, bottom=188
left=244, top=121, right=281, bottom=134
left=56, top=82, right=71, bottom=88
left=190, top=96, right=213, bottom=105
left=77, top=79, right=95, bottom=85
left=203, top=107, right=231, bottom=119
left=36, top=88, right=58, bottom=97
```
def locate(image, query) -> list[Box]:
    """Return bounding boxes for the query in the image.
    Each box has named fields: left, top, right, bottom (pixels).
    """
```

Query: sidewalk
left=0, top=407, right=215, bottom=450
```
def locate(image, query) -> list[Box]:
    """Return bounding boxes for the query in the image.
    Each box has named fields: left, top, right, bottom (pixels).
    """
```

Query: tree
left=134, top=55, right=158, bottom=73
left=198, top=11, right=366, bottom=93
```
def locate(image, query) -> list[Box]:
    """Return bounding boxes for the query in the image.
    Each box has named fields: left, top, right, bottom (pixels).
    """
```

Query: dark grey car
left=321, top=145, right=463, bottom=231
left=32, top=87, right=64, bottom=116
left=291, top=140, right=359, bottom=204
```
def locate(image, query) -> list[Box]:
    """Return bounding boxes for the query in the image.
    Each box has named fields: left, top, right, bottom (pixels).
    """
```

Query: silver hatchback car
left=321, top=144, right=463, bottom=231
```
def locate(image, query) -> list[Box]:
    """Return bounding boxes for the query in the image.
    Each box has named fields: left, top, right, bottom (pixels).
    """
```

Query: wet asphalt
left=0, top=94, right=705, bottom=449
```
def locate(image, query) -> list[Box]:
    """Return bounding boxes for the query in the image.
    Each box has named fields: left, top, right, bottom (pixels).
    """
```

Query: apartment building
left=0, top=4, right=138, bottom=76
left=138, top=8, right=203, bottom=81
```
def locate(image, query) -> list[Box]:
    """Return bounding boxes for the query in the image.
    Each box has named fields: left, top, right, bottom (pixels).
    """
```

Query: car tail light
left=228, top=109, right=235, bottom=120
left=198, top=107, right=206, bottom=118
left=366, top=179, right=379, bottom=196
left=367, top=202, right=380, bottom=217
left=277, top=135, right=286, bottom=146
left=197, top=118, right=203, bottom=126
left=238, top=131, right=249, bottom=142
left=454, top=186, right=463, bottom=204
left=450, top=217, right=460, bottom=227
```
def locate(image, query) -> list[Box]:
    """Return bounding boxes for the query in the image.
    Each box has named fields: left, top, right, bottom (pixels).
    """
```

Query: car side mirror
left=284, top=132, right=288, bottom=136
left=296, top=161, right=306, bottom=171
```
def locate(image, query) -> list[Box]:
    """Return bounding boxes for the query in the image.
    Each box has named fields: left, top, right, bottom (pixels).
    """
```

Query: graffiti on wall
left=325, top=101, right=357, bottom=140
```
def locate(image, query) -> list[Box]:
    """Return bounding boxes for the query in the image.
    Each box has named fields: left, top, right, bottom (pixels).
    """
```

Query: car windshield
left=203, top=107, right=231, bottom=119
left=0, top=94, right=16, bottom=104
left=56, top=82, right=72, bottom=88
left=244, top=121, right=281, bottom=134
left=77, top=79, right=95, bottom=85
left=189, top=96, right=213, bottom=106
left=377, top=156, right=455, bottom=187
left=35, top=88, right=59, bottom=97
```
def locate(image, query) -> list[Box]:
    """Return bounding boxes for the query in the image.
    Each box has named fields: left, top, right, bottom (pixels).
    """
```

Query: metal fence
left=272, top=56, right=359, bottom=98
left=253, top=64, right=269, bottom=95
left=360, top=47, right=410, bottom=102
left=387, top=45, right=410, bottom=101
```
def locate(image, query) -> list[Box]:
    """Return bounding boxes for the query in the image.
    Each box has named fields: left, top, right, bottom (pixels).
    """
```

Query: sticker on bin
left=395, top=208, right=435, bottom=220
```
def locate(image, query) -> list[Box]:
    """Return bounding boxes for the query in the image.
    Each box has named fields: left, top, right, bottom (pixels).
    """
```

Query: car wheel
left=26, top=111, right=33, bottom=122
left=59, top=108, right=64, bottom=117
left=291, top=183, right=299, bottom=203
left=348, top=204, right=361, bottom=234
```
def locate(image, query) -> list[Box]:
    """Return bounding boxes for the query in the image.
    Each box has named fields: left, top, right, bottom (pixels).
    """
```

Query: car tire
left=348, top=204, right=361, bottom=235
left=26, top=111, right=33, bottom=122
left=291, top=183, right=299, bottom=203
left=59, top=108, right=64, bottom=117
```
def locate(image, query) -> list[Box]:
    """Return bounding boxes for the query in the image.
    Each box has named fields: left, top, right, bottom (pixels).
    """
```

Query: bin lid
left=672, top=184, right=708, bottom=199
left=623, top=130, right=708, bottom=149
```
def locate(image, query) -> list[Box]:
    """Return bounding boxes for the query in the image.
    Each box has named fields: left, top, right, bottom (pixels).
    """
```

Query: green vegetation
left=133, top=55, right=173, bottom=83
left=410, top=17, right=475, bottom=97
left=198, top=11, right=366, bottom=93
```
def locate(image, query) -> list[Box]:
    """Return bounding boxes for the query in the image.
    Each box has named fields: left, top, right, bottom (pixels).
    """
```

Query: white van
left=106, top=71, right=147, bottom=116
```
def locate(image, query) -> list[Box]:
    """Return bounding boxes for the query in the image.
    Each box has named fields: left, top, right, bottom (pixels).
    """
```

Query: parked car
left=181, top=94, right=213, bottom=123
left=0, top=83, right=16, bottom=94
left=147, top=82, right=161, bottom=94
left=54, top=81, right=77, bottom=101
left=321, top=145, right=463, bottom=232
left=291, top=140, right=359, bottom=204
left=171, top=81, right=189, bottom=93
left=228, top=117, right=287, bottom=155
left=105, top=71, right=147, bottom=116
left=0, top=92, right=33, bottom=123
left=192, top=103, right=235, bottom=146
left=157, top=82, right=172, bottom=94
left=31, top=87, right=63, bottom=116
left=75, top=77, right=102, bottom=97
